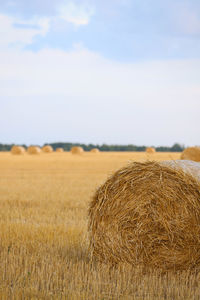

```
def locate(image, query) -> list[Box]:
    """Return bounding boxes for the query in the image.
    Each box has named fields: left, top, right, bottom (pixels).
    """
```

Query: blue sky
left=0, top=0, right=200, bottom=146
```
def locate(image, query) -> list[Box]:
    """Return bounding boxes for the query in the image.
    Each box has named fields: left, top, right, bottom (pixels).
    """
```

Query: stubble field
left=0, top=151, right=200, bottom=299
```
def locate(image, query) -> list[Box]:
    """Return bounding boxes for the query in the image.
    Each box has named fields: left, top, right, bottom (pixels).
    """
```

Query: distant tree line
left=0, top=142, right=185, bottom=152
left=0, top=144, right=27, bottom=151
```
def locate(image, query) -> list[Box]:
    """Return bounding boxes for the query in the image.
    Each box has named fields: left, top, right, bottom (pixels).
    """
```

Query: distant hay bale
left=11, top=146, right=25, bottom=155
left=90, top=148, right=100, bottom=153
left=42, top=145, right=53, bottom=153
left=180, top=147, right=200, bottom=162
left=70, top=146, right=84, bottom=155
left=27, top=146, right=41, bottom=155
left=88, top=160, right=200, bottom=270
left=146, top=147, right=156, bottom=154
left=56, top=148, right=64, bottom=153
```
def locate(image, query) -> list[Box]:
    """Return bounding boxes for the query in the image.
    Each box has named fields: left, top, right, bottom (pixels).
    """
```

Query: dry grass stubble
left=1, top=152, right=200, bottom=298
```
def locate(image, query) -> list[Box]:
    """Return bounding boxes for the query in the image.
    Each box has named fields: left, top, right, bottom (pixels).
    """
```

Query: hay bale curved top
left=146, top=147, right=156, bottom=154
left=42, top=145, right=53, bottom=153
left=180, top=147, right=200, bottom=162
left=11, top=146, right=25, bottom=155
left=90, top=148, right=100, bottom=153
left=56, top=148, right=64, bottom=153
left=27, top=146, right=41, bottom=155
left=88, top=160, right=200, bottom=270
left=71, top=146, right=84, bottom=155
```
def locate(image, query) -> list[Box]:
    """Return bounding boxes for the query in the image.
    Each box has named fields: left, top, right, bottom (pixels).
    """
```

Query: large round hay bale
left=90, top=148, right=100, bottom=153
left=70, top=146, right=84, bottom=155
left=146, top=147, right=156, bottom=154
left=42, top=145, right=53, bottom=153
left=181, top=147, right=200, bottom=162
left=27, top=146, right=41, bottom=155
left=56, top=148, right=64, bottom=153
left=88, top=160, right=200, bottom=270
left=11, top=146, right=25, bottom=155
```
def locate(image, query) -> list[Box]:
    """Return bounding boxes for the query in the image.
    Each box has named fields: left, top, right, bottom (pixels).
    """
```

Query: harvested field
left=1, top=151, right=200, bottom=299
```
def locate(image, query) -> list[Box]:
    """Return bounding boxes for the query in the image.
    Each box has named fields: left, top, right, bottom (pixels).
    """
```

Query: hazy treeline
left=0, top=143, right=184, bottom=152
left=0, top=144, right=27, bottom=151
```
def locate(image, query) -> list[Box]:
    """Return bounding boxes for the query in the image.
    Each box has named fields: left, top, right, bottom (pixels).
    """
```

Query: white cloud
left=0, top=14, right=50, bottom=49
left=0, top=46, right=200, bottom=110
left=0, top=1, right=94, bottom=51
left=58, top=2, right=94, bottom=26
left=0, top=46, right=199, bottom=146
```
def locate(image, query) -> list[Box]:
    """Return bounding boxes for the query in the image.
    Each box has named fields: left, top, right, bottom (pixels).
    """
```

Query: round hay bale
left=181, top=147, right=200, bottom=162
left=56, top=148, right=64, bottom=153
left=70, top=146, right=84, bottom=155
left=27, top=146, right=41, bottom=155
left=88, top=160, right=200, bottom=270
left=42, top=145, right=53, bottom=153
left=11, top=146, right=25, bottom=155
left=90, top=148, right=100, bottom=153
left=146, top=147, right=156, bottom=154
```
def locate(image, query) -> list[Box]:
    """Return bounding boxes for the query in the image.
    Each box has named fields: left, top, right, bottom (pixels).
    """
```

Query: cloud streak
left=0, top=14, right=50, bottom=49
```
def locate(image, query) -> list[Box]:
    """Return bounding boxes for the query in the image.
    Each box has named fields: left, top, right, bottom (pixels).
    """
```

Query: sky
left=0, top=0, right=200, bottom=146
